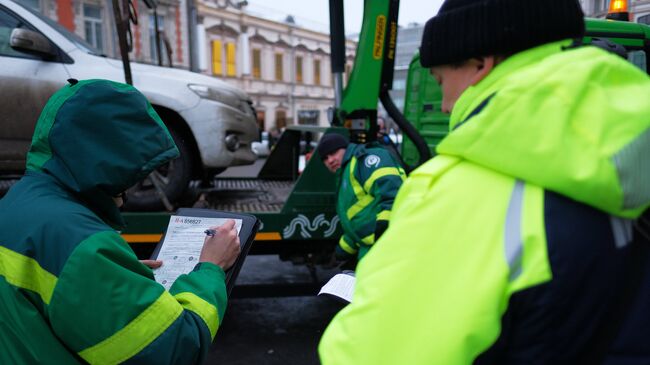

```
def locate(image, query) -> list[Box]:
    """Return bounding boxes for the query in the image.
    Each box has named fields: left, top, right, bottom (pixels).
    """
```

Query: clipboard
left=151, top=208, right=260, bottom=296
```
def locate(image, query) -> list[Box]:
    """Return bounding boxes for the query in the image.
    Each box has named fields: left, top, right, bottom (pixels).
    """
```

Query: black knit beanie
left=420, top=0, right=585, bottom=67
left=317, top=134, right=348, bottom=160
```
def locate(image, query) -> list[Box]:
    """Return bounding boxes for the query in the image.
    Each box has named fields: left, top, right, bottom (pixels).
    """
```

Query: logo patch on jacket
left=365, top=155, right=381, bottom=168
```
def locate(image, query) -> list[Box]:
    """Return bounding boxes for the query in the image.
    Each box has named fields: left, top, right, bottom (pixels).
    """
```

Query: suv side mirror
left=10, top=28, right=56, bottom=58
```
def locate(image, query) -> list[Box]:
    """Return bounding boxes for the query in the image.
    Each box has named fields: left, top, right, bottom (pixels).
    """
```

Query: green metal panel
left=400, top=53, right=448, bottom=166
left=340, top=0, right=390, bottom=113
left=585, top=18, right=649, bottom=37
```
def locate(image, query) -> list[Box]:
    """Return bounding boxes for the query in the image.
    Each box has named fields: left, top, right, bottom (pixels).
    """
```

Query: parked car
left=0, top=0, right=259, bottom=210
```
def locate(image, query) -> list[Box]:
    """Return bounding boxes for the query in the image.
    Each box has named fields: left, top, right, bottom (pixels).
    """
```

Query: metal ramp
left=198, top=178, right=294, bottom=213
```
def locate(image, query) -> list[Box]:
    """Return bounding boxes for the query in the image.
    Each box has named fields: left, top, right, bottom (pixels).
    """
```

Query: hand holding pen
left=199, top=220, right=240, bottom=270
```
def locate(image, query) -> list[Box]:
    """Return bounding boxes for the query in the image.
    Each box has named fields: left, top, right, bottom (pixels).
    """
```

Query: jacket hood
left=437, top=40, right=650, bottom=218
left=26, top=79, right=179, bottom=226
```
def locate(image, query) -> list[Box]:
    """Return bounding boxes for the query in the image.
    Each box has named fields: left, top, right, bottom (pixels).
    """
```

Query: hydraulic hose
left=379, top=89, right=431, bottom=171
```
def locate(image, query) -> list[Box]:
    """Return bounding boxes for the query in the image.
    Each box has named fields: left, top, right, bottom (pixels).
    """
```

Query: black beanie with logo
left=317, top=134, right=349, bottom=160
left=420, top=0, right=585, bottom=67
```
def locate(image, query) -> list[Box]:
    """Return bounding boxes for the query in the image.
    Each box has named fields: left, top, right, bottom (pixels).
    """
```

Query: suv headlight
left=188, top=84, right=239, bottom=107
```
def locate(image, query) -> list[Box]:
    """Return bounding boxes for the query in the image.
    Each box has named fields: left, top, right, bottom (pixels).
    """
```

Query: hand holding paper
left=200, top=219, right=241, bottom=270
left=151, top=210, right=259, bottom=294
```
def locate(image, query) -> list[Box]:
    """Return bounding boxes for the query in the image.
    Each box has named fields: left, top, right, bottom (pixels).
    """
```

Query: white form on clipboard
left=152, top=215, right=242, bottom=290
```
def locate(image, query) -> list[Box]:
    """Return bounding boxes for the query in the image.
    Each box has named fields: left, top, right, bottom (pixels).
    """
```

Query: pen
left=204, top=229, right=216, bottom=236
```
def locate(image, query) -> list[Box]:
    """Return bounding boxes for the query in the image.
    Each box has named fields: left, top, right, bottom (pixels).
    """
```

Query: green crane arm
left=329, top=0, right=431, bottom=168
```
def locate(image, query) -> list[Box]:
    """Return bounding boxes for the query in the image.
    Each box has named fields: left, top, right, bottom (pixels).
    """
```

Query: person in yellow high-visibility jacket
left=319, top=0, right=650, bottom=364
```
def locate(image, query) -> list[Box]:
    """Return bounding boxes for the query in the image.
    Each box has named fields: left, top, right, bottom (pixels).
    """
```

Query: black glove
left=335, top=245, right=354, bottom=261
left=375, top=220, right=389, bottom=241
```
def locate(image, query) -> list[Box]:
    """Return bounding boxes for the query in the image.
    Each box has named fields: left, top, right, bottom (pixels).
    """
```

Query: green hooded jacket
left=320, top=41, right=650, bottom=364
left=336, top=143, right=406, bottom=260
left=0, top=80, right=227, bottom=364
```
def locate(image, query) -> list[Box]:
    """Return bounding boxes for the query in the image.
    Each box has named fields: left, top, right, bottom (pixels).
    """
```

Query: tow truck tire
left=123, top=128, right=193, bottom=211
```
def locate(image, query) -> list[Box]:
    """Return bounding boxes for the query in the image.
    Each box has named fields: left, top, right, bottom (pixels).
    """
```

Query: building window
left=296, top=56, right=303, bottom=83
left=275, top=53, right=283, bottom=81
left=314, top=59, right=321, bottom=85
left=212, top=40, right=222, bottom=75
left=149, top=14, right=164, bottom=63
left=298, top=110, right=319, bottom=125
left=83, top=3, right=102, bottom=50
left=252, top=49, right=261, bottom=79
left=226, top=42, right=236, bottom=76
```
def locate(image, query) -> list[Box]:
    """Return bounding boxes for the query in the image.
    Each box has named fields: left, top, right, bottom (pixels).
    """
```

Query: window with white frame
left=313, top=59, right=321, bottom=85
left=252, top=48, right=261, bottom=79
left=149, top=14, right=165, bottom=63
left=83, top=3, right=103, bottom=51
left=275, top=53, right=284, bottom=81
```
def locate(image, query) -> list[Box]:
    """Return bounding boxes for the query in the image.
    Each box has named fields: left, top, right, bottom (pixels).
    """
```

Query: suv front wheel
left=123, top=128, right=193, bottom=211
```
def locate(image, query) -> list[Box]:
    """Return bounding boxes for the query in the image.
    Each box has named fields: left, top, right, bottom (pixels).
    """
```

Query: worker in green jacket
left=0, top=79, right=240, bottom=364
left=317, top=133, right=406, bottom=261
left=319, top=0, right=650, bottom=364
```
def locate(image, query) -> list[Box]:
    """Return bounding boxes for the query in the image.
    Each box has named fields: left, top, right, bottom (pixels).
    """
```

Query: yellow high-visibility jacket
left=319, top=40, right=650, bottom=364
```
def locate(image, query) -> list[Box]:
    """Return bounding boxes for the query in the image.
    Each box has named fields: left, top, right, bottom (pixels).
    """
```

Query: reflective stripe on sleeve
left=339, top=236, right=358, bottom=254
left=504, top=180, right=524, bottom=282
left=349, top=158, right=365, bottom=199
left=0, top=246, right=57, bottom=304
left=361, top=233, right=375, bottom=245
left=363, top=167, right=405, bottom=192
left=609, top=216, right=633, bottom=249
left=347, top=157, right=375, bottom=220
left=377, top=210, right=390, bottom=221
left=174, top=292, right=219, bottom=339
left=347, top=195, right=374, bottom=220
left=78, top=291, right=183, bottom=365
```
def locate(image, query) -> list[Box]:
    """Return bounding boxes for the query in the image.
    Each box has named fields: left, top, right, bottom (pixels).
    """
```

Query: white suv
left=0, top=0, right=259, bottom=210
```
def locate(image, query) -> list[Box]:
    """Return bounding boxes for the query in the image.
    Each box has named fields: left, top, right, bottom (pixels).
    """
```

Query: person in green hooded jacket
left=0, top=79, right=241, bottom=364
left=319, top=0, right=650, bottom=364
left=317, top=133, right=406, bottom=261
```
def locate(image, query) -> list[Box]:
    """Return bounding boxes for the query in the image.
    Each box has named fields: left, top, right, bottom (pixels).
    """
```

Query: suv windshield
left=16, top=0, right=106, bottom=57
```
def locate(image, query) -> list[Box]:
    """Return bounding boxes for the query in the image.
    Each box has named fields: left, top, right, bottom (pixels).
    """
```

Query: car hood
left=104, top=58, right=250, bottom=100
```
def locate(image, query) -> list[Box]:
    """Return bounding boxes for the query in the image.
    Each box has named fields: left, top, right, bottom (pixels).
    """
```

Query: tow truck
left=121, top=0, right=650, bottom=292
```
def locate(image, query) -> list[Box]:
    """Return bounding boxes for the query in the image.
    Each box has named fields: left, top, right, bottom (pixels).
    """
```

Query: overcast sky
left=244, top=0, right=444, bottom=35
